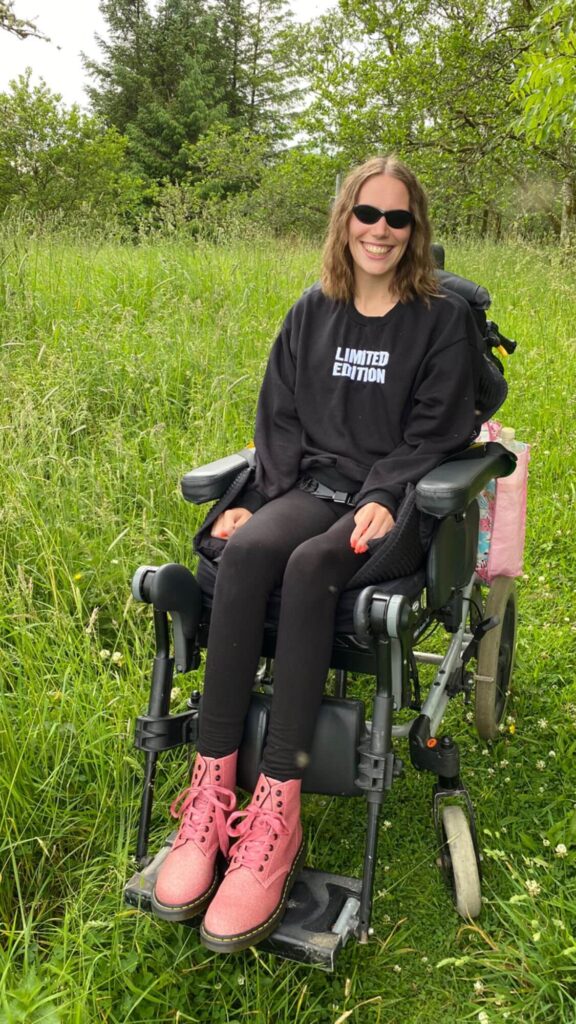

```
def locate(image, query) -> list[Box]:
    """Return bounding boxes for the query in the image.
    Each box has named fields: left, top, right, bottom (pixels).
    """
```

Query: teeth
left=364, top=244, right=391, bottom=254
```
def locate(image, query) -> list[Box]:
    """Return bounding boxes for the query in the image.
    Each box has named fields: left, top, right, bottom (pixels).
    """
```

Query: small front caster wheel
left=440, top=805, right=482, bottom=919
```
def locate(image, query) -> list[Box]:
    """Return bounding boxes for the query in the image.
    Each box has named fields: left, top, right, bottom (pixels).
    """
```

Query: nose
left=372, top=215, right=390, bottom=236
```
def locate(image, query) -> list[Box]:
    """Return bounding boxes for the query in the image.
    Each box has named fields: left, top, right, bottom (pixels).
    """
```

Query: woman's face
left=347, top=174, right=412, bottom=286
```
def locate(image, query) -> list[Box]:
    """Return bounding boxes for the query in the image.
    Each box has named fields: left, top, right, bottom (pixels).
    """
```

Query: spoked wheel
left=440, top=805, right=482, bottom=919
left=475, top=576, right=518, bottom=740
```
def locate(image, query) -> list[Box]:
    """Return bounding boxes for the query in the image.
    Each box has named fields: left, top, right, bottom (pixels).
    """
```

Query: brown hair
left=320, top=155, right=439, bottom=304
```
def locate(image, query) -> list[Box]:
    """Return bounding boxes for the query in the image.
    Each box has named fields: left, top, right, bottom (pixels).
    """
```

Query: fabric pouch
left=481, top=443, right=530, bottom=581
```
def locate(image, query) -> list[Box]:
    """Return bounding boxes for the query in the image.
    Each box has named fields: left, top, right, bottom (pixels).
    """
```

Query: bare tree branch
left=0, top=1, right=48, bottom=40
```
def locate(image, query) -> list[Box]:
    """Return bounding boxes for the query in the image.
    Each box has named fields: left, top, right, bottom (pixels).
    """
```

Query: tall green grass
left=0, top=233, right=574, bottom=1022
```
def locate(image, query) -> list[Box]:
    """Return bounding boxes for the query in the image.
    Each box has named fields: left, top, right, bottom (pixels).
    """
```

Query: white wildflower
left=536, top=760, right=546, bottom=771
left=474, top=979, right=485, bottom=995
left=478, top=1012, right=490, bottom=1024
left=537, top=718, right=548, bottom=730
left=393, top=964, right=401, bottom=973
left=499, top=759, right=509, bottom=768
left=525, top=879, right=541, bottom=896
left=99, top=648, right=111, bottom=660
left=548, top=749, right=556, bottom=758
left=554, top=844, right=568, bottom=858
left=542, top=838, right=550, bottom=847
left=111, top=651, right=124, bottom=666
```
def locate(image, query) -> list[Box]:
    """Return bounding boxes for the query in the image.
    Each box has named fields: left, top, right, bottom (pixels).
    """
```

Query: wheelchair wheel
left=475, top=576, right=517, bottom=740
left=440, top=805, right=482, bottom=918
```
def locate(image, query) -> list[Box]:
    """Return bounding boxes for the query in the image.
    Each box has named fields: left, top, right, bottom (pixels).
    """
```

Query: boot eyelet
left=260, top=785, right=265, bottom=792
left=264, top=855, right=269, bottom=861
left=215, top=764, right=221, bottom=770
left=259, top=866, right=264, bottom=872
left=275, top=789, right=282, bottom=796
left=277, top=801, right=283, bottom=808
left=200, top=837, right=206, bottom=843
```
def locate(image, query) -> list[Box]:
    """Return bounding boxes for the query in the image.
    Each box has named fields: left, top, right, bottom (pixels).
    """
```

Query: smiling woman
left=149, top=154, right=484, bottom=953
left=347, top=175, right=414, bottom=314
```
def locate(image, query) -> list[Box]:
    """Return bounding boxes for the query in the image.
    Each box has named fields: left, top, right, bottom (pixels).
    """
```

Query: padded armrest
left=181, top=448, right=255, bottom=505
left=416, top=442, right=516, bottom=518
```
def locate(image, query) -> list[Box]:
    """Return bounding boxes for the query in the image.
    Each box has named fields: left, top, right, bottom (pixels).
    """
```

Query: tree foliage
left=512, top=0, right=576, bottom=145
left=3, top=0, right=575, bottom=238
left=0, top=72, right=143, bottom=220
left=84, top=0, right=299, bottom=185
left=297, top=0, right=551, bottom=235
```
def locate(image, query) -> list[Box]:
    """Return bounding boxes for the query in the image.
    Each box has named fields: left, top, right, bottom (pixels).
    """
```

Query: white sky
left=0, top=0, right=334, bottom=108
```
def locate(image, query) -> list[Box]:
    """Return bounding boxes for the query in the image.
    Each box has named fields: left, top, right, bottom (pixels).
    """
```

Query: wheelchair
left=124, top=265, right=519, bottom=971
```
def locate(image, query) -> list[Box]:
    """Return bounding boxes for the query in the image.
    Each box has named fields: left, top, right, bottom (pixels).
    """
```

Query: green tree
left=0, top=72, right=142, bottom=220
left=84, top=0, right=154, bottom=132
left=298, top=0, right=550, bottom=236
left=85, top=0, right=300, bottom=186
left=512, top=0, right=576, bottom=240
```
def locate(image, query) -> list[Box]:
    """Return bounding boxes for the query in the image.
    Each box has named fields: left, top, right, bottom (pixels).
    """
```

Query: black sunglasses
left=352, top=205, right=414, bottom=229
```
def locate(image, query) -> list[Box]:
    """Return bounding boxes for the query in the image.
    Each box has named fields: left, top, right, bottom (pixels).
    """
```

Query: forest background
left=0, top=0, right=575, bottom=242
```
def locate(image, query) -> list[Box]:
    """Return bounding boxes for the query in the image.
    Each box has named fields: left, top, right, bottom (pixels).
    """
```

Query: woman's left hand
left=350, top=502, right=395, bottom=554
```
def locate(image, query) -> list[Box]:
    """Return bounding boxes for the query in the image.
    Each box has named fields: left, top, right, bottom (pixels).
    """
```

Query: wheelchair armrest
left=415, top=442, right=516, bottom=518
left=181, top=448, right=255, bottom=504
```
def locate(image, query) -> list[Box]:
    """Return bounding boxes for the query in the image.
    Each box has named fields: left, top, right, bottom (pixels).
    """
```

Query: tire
left=475, top=576, right=517, bottom=740
left=440, top=805, right=482, bottom=919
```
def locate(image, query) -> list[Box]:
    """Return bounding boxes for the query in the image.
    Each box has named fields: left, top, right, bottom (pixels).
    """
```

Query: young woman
left=151, top=155, right=480, bottom=952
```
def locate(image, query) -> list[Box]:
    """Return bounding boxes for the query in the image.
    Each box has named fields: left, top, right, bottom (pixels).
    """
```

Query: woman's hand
left=210, top=508, right=253, bottom=540
left=350, top=502, right=395, bottom=554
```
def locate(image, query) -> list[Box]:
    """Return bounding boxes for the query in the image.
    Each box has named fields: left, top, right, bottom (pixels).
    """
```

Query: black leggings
left=198, top=489, right=369, bottom=780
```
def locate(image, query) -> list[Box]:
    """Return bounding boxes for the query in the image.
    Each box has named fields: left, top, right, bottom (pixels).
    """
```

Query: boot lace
left=226, top=807, right=289, bottom=870
left=170, top=784, right=237, bottom=856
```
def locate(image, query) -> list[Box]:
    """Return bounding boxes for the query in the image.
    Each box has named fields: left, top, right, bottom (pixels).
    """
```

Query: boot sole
left=151, top=868, right=220, bottom=923
left=199, top=840, right=306, bottom=952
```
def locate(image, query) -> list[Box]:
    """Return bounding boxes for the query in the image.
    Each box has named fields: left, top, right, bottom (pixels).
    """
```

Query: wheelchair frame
left=124, top=444, right=518, bottom=969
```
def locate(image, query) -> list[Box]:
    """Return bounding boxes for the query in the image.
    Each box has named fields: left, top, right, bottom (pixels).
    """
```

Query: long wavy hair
left=321, top=156, right=439, bottom=304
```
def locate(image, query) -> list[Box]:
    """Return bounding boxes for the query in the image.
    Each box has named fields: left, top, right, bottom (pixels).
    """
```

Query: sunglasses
left=352, top=205, right=414, bottom=229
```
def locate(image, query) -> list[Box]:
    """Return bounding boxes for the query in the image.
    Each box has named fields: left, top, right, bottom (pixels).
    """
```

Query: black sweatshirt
left=238, top=285, right=480, bottom=518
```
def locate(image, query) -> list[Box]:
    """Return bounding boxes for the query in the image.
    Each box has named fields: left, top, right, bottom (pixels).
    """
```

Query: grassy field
left=0, top=230, right=575, bottom=1023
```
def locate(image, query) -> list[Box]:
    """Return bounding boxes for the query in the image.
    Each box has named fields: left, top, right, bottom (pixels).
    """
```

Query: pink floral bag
left=476, top=422, right=531, bottom=583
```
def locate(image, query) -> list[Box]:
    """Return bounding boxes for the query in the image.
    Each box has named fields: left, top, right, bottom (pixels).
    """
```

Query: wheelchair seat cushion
left=196, top=554, right=426, bottom=636
left=194, top=481, right=433, bottom=594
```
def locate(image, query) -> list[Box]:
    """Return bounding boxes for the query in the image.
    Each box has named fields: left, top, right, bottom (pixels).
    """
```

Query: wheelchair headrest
left=435, top=270, right=491, bottom=312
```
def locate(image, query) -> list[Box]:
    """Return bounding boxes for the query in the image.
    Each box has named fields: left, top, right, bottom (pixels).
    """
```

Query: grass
left=0, top=229, right=575, bottom=1023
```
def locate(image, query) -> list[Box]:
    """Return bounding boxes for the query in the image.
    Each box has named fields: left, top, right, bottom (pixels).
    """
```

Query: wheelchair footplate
left=124, top=835, right=362, bottom=970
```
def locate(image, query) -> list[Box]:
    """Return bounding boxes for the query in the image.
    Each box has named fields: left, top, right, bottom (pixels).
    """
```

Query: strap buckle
left=332, top=489, right=353, bottom=506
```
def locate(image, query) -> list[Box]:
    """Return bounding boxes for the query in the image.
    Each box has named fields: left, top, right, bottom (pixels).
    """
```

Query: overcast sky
left=0, top=0, right=333, bottom=108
